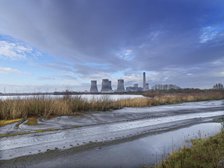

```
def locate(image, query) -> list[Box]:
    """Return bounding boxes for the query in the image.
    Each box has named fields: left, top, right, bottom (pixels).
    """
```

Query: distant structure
left=90, top=80, right=98, bottom=93
left=117, top=79, right=125, bottom=92
left=213, top=83, right=224, bottom=90
left=101, top=79, right=113, bottom=92
left=134, top=84, right=138, bottom=88
left=143, top=72, right=146, bottom=89
left=109, top=81, right=112, bottom=91
left=143, top=72, right=149, bottom=91
left=90, top=71, right=152, bottom=93
left=126, top=83, right=143, bottom=92
left=145, top=83, right=149, bottom=90
left=152, top=84, right=181, bottom=90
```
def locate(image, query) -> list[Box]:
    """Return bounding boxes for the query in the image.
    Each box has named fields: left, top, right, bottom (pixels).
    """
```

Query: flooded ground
left=0, top=100, right=223, bottom=168
left=1, top=123, right=222, bottom=168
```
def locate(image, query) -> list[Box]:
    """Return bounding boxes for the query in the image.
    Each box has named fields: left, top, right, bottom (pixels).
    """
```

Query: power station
left=89, top=72, right=150, bottom=93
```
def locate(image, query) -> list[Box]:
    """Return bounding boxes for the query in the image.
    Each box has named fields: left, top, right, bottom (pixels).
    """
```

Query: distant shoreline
left=0, top=89, right=224, bottom=120
left=0, top=92, right=143, bottom=96
left=0, top=88, right=223, bottom=97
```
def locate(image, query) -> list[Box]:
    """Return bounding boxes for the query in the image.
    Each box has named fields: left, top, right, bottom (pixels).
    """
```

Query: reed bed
left=0, top=90, right=223, bottom=120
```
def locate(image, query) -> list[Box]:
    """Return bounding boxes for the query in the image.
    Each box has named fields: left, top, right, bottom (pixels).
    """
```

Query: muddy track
left=0, top=100, right=224, bottom=165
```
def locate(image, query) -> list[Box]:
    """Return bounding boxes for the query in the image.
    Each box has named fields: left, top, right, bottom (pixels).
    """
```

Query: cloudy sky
left=0, top=0, right=224, bottom=92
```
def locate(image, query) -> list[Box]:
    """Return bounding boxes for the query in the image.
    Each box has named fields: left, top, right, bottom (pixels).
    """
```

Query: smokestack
left=143, top=72, right=146, bottom=90
left=90, top=80, right=98, bottom=93
left=117, top=79, right=125, bottom=92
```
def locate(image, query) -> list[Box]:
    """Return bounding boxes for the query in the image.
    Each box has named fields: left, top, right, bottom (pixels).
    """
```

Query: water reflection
left=31, top=122, right=222, bottom=168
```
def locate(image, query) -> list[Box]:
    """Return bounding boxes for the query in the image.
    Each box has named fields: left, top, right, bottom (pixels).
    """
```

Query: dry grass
left=26, top=117, right=38, bottom=125
left=0, top=90, right=223, bottom=120
left=0, top=118, right=21, bottom=127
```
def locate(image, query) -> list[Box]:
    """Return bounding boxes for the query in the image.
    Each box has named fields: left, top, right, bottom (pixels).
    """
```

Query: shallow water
left=0, top=100, right=223, bottom=168
left=14, top=122, right=223, bottom=168
left=1, top=122, right=222, bottom=168
left=1, top=100, right=223, bottom=161
left=0, top=94, right=144, bottom=101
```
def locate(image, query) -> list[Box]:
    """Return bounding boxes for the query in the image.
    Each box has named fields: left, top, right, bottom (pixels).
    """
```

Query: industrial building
left=126, top=72, right=149, bottom=92
left=90, top=80, right=98, bottom=93
left=151, top=84, right=181, bottom=90
left=126, top=84, right=143, bottom=92
left=213, top=83, right=224, bottom=90
left=89, top=72, right=150, bottom=93
left=101, top=79, right=113, bottom=92
left=117, top=79, right=125, bottom=92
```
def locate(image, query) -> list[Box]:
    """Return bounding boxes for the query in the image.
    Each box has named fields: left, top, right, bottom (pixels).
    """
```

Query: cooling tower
left=90, top=80, right=98, bottom=93
left=101, top=79, right=112, bottom=92
left=117, top=79, right=125, bottom=92
left=109, top=81, right=112, bottom=91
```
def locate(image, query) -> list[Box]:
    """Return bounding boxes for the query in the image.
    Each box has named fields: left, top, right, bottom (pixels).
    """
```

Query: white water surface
left=0, top=94, right=145, bottom=101
left=0, top=110, right=223, bottom=160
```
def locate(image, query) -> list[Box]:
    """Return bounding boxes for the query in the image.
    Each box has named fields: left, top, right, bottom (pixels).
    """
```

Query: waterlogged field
left=0, top=100, right=223, bottom=168
left=0, top=122, right=223, bottom=168
left=0, top=91, right=223, bottom=168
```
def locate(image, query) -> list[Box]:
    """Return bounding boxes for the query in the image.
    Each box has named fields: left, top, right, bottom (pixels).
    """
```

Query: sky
left=0, top=0, right=224, bottom=92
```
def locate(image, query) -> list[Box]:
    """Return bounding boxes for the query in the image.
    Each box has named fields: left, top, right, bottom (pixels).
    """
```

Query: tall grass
left=155, top=130, right=224, bottom=168
left=0, top=90, right=223, bottom=120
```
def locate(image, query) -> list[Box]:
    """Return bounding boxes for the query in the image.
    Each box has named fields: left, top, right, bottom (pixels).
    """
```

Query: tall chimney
left=143, top=72, right=146, bottom=90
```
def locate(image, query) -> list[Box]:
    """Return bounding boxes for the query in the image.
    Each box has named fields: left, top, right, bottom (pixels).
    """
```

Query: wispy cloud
left=200, top=24, right=224, bottom=44
left=43, top=63, right=74, bottom=72
left=0, top=40, right=31, bottom=60
left=0, top=66, right=21, bottom=74
left=116, top=49, right=135, bottom=61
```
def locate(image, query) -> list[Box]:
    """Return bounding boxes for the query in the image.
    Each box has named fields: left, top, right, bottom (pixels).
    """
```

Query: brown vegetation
left=26, top=117, right=38, bottom=125
left=0, top=90, right=223, bottom=120
left=155, top=130, right=224, bottom=168
left=0, top=118, right=21, bottom=126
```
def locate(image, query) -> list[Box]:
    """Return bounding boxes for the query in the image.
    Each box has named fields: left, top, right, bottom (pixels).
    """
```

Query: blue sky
left=0, top=0, right=224, bottom=92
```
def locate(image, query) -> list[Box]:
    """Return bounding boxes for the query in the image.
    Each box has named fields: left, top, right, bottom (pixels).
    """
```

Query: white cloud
left=211, top=58, right=224, bottom=66
left=0, top=67, right=20, bottom=73
left=116, top=49, right=135, bottom=61
left=213, top=71, right=224, bottom=77
left=199, top=25, right=224, bottom=44
left=0, top=40, right=32, bottom=60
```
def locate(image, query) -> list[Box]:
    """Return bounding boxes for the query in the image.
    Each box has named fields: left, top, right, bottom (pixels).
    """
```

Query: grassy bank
left=0, top=118, right=21, bottom=126
left=0, top=90, right=223, bottom=120
left=155, top=130, right=224, bottom=168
